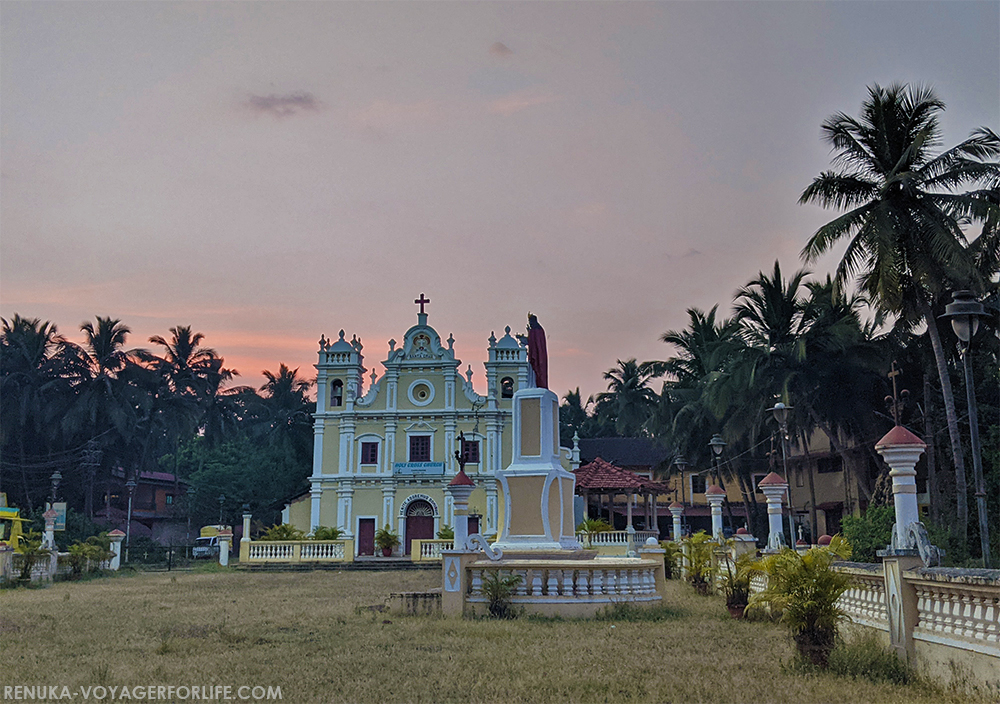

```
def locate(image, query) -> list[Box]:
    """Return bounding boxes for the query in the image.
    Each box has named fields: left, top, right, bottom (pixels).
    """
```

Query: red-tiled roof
left=575, top=457, right=671, bottom=494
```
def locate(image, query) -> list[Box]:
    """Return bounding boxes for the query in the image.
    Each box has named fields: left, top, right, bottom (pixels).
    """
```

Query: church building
left=283, top=296, right=576, bottom=557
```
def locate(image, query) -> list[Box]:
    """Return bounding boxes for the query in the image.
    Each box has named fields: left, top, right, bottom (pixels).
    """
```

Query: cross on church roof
left=415, top=293, right=431, bottom=315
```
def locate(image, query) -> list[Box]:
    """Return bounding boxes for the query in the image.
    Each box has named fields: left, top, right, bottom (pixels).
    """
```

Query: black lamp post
left=672, top=456, right=689, bottom=506
left=125, top=478, right=137, bottom=562
left=49, top=470, right=62, bottom=504
left=768, top=402, right=796, bottom=545
left=941, top=290, right=991, bottom=568
left=708, top=435, right=726, bottom=485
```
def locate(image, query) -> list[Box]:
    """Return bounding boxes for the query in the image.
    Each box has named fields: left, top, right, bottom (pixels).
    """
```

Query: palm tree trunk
left=799, top=431, right=819, bottom=542
left=920, top=300, right=968, bottom=538
left=923, top=373, right=939, bottom=524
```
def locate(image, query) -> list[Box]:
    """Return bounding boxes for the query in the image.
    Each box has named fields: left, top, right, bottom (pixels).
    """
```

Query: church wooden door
left=404, top=500, right=435, bottom=555
left=357, top=518, right=375, bottom=556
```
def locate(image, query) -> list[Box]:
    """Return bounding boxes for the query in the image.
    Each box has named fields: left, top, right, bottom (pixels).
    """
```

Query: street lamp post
left=708, top=435, right=732, bottom=534
left=125, top=478, right=137, bottom=563
left=49, top=470, right=62, bottom=504
left=941, top=290, right=992, bottom=568
left=672, top=456, right=689, bottom=507
left=769, top=402, right=795, bottom=546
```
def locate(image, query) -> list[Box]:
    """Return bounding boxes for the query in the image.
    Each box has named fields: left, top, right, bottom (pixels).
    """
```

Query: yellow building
left=284, top=297, right=574, bottom=557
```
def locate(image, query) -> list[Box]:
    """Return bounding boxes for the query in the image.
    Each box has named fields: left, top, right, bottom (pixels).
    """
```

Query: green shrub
left=840, top=506, right=893, bottom=562
left=67, top=533, right=114, bottom=577
left=482, top=571, right=521, bottom=619
left=660, top=540, right=682, bottom=579
left=594, top=602, right=683, bottom=622
left=311, top=526, right=343, bottom=541
left=682, top=531, right=715, bottom=595
left=827, top=632, right=916, bottom=685
left=577, top=517, right=612, bottom=546
left=259, top=524, right=306, bottom=541
left=436, top=525, right=454, bottom=540
left=748, top=535, right=853, bottom=668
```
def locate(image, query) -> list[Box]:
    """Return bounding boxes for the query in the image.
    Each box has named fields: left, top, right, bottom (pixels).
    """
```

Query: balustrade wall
left=244, top=539, right=353, bottom=563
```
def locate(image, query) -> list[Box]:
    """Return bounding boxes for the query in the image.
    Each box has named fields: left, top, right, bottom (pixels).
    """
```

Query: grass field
left=0, top=568, right=988, bottom=703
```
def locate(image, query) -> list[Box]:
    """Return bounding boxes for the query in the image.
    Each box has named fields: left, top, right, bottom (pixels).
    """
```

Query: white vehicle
left=192, top=535, right=222, bottom=559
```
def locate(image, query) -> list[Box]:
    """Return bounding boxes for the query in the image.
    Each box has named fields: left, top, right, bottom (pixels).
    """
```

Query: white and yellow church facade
left=283, top=298, right=576, bottom=557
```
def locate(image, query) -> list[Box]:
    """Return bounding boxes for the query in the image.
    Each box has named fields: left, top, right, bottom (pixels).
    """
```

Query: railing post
left=108, top=530, right=125, bottom=571
left=218, top=530, right=232, bottom=567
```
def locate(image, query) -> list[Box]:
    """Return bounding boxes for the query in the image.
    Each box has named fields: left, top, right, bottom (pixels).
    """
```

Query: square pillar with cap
left=758, top=472, right=789, bottom=552
left=706, top=486, right=726, bottom=540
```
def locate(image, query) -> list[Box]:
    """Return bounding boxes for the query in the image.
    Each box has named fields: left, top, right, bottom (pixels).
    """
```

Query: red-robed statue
left=527, top=313, right=548, bottom=389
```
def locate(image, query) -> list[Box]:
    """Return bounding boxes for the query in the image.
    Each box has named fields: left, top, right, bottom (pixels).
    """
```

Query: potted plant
left=576, top=517, right=612, bottom=547
left=374, top=525, right=400, bottom=557
left=721, top=550, right=753, bottom=618
left=748, top=535, right=853, bottom=667
left=682, top=530, right=715, bottom=595
left=660, top=540, right=682, bottom=580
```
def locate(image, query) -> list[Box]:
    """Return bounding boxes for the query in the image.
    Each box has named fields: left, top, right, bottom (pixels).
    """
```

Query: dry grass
left=0, top=569, right=984, bottom=703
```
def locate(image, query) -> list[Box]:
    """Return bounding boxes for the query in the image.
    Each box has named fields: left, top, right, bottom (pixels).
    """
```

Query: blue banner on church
left=394, top=462, right=445, bottom=476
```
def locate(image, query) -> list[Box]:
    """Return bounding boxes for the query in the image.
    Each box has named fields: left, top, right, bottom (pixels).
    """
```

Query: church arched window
left=500, top=377, right=514, bottom=399
left=330, top=379, right=344, bottom=407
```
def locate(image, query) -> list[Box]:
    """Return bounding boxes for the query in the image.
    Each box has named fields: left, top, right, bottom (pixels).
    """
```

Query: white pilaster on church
left=339, top=417, right=356, bottom=474
left=310, top=483, right=322, bottom=532
left=381, top=484, right=395, bottom=527
left=337, top=482, right=354, bottom=536
left=386, top=370, right=399, bottom=411
left=444, top=493, right=454, bottom=527
left=315, top=370, right=327, bottom=414
left=311, top=420, right=325, bottom=478
left=485, top=486, right=498, bottom=534
left=384, top=419, right=397, bottom=476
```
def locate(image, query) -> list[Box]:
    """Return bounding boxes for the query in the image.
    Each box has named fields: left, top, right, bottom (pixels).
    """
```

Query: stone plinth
left=492, top=387, right=581, bottom=553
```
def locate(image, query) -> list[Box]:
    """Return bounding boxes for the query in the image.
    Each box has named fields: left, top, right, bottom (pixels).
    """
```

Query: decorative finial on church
left=388, top=338, right=396, bottom=353
left=489, top=331, right=497, bottom=348
left=338, top=330, right=346, bottom=341
left=466, top=365, right=473, bottom=383
left=319, top=334, right=327, bottom=350
left=447, top=333, right=455, bottom=351
left=371, top=370, right=377, bottom=384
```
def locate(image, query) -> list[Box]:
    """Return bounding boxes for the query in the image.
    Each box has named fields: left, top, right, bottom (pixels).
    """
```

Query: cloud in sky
left=490, top=41, right=513, bottom=58
left=244, top=91, right=321, bottom=117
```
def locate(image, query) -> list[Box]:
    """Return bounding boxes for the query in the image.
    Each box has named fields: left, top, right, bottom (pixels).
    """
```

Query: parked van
left=192, top=525, right=232, bottom=559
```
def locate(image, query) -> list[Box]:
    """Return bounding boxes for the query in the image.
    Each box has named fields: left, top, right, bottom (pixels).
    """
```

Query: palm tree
left=0, top=316, right=79, bottom=506
left=147, top=326, right=235, bottom=401
left=66, top=317, right=145, bottom=515
left=256, top=364, right=314, bottom=464
left=799, top=83, right=1000, bottom=539
left=594, top=359, right=660, bottom=437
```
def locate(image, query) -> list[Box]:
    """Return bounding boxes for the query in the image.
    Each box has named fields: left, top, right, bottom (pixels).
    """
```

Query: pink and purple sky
left=2, top=2, right=997, bottom=401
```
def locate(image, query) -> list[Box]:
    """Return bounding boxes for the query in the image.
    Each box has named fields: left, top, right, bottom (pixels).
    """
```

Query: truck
left=192, top=525, right=233, bottom=559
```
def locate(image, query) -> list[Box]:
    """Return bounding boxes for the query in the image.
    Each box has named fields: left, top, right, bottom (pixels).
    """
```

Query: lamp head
left=709, top=434, right=726, bottom=457
left=769, top=401, right=792, bottom=427
left=940, top=290, right=984, bottom=343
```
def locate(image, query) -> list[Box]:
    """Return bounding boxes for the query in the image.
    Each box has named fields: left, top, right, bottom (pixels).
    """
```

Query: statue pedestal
left=492, top=387, right=582, bottom=553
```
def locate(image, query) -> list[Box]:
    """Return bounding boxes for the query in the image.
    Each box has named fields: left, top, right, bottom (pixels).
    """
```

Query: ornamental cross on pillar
left=415, top=293, right=431, bottom=325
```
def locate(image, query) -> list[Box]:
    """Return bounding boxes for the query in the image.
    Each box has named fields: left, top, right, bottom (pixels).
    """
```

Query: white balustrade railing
left=245, top=540, right=351, bottom=563
left=577, top=530, right=658, bottom=546
left=837, top=570, right=888, bottom=630
left=467, top=560, right=660, bottom=603
left=421, top=540, right=453, bottom=559
left=911, top=573, right=1000, bottom=656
